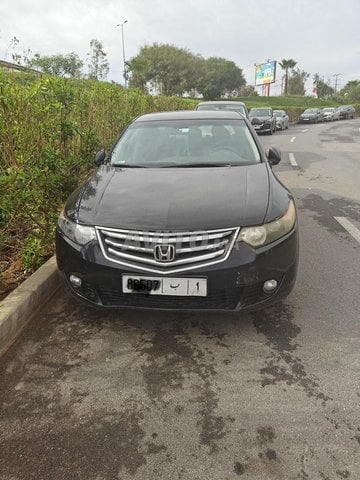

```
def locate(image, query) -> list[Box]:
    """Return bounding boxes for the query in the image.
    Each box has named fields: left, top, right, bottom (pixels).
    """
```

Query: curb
left=0, top=256, right=60, bottom=357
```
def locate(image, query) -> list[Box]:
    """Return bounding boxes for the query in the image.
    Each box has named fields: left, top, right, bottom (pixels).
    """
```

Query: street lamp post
left=117, top=20, right=128, bottom=87
left=333, top=73, right=342, bottom=93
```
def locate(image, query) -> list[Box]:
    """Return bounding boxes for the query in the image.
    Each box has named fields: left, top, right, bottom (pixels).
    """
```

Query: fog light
left=69, top=274, right=82, bottom=287
left=263, top=279, right=278, bottom=293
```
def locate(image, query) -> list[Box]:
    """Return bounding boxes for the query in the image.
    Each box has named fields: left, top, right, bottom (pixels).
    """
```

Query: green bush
left=0, top=71, right=197, bottom=274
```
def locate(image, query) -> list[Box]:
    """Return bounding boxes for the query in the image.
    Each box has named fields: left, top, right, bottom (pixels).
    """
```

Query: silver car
left=322, top=107, right=340, bottom=121
left=195, top=101, right=249, bottom=119
left=273, top=110, right=289, bottom=130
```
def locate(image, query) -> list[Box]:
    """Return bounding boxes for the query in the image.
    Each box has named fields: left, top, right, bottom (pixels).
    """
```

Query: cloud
left=1, top=0, right=359, bottom=89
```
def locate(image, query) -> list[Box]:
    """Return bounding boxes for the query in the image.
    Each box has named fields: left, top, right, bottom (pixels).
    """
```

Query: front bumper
left=298, top=117, right=314, bottom=123
left=56, top=227, right=298, bottom=312
left=251, top=123, right=272, bottom=133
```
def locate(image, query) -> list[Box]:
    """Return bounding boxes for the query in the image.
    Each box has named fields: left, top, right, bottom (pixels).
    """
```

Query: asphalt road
left=1, top=119, right=360, bottom=480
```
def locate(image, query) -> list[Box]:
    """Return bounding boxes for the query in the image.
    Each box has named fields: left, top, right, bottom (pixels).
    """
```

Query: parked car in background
left=56, top=110, right=298, bottom=311
left=298, top=108, right=324, bottom=123
left=248, top=107, right=277, bottom=134
left=338, top=105, right=355, bottom=119
left=195, top=101, right=249, bottom=119
left=273, top=110, right=289, bottom=130
left=322, top=107, right=340, bottom=121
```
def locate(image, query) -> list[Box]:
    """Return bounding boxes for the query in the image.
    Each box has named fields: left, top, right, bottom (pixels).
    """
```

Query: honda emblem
left=154, top=244, right=175, bottom=262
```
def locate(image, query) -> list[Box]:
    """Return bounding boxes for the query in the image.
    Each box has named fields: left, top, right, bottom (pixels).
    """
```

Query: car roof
left=134, top=110, right=244, bottom=122
left=196, top=100, right=246, bottom=106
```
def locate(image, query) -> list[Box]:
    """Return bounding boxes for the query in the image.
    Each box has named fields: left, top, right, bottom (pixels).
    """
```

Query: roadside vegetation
left=0, top=70, right=196, bottom=299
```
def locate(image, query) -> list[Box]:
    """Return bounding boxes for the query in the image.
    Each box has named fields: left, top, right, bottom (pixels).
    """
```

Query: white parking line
left=302, top=129, right=308, bottom=133
left=289, top=153, right=298, bottom=167
left=334, top=217, right=360, bottom=244
left=290, top=136, right=296, bottom=143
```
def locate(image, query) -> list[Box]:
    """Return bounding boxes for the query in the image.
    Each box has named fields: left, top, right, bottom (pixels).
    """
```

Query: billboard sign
left=255, top=61, right=276, bottom=86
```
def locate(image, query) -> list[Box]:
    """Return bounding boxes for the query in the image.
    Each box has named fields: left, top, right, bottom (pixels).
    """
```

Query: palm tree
left=279, top=59, right=297, bottom=95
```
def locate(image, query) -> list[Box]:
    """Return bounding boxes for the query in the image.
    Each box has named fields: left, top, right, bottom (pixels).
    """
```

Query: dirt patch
left=0, top=256, right=29, bottom=301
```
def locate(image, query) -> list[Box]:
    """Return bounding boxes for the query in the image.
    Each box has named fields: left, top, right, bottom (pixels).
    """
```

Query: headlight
left=58, top=210, right=96, bottom=245
left=237, top=200, right=296, bottom=247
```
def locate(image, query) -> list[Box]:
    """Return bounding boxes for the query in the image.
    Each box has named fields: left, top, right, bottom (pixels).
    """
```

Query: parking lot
left=1, top=119, right=360, bottom=480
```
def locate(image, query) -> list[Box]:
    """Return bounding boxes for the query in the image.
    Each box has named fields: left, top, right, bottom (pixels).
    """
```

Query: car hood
left=250, top=116, right=272, bottom=122
left=73, top=164, right=270, bottom=230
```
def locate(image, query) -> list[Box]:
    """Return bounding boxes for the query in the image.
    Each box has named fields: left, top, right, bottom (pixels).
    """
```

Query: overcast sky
left=1, top=0, right=360, bottom=95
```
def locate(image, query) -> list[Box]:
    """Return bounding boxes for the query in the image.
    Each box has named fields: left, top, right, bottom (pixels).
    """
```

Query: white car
left=273, top=110, right=289, bottom=130
left=322, top=107, right=340, bottom=121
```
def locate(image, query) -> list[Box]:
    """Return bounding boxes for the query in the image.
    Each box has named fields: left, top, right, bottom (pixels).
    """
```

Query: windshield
left=274, top=111, right=285, bottom=117
left=249, top=108, right=272, bottom=117
left=110, top=119, right=261, bottom=168
left=323, top=108, right=334, bottom=112
left=197, top=104, right=246, bottom=115
left=304, top=109, right=318, bottom=114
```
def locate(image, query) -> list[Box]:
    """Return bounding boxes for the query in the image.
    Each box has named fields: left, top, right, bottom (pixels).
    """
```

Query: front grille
left=96, top=227, right=239, bottom=274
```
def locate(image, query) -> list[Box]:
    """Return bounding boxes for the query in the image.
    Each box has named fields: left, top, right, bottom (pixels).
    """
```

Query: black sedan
left=248, top=107, right=277, bottom=134
left=56, top=111, right=298, bottom=311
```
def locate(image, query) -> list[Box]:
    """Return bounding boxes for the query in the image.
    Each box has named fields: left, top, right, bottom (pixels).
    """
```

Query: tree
left=6, top=36, right=33, bottom=67
left=279, top=58, right=297, bottom=95
left=197, top=57, right=246, bottom=100
left=30, top=53, right=84, bottom=77
left=288, top=68, right=309, bottom=95
left=127, top=56, right=151, bottom=91
left=238, top=85, right=258, bottom=97
left=5, top=36, right=19, bottom=61
left=87, top=39, right=109, bottom=80
left=128, top=43, right=246, bottom=98
left=128, top=43, right=200, bottom=95
left=313, top=74, right=334, bottom=98
left=341, top=80, right=360, bottom=102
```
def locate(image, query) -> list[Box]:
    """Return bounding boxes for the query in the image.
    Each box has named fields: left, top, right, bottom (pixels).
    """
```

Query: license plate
left=122, top=275, right=207, bottom=296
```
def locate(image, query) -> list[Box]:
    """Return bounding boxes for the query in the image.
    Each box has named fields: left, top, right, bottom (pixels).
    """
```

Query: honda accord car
left=56, top=110, right=298, bottom=311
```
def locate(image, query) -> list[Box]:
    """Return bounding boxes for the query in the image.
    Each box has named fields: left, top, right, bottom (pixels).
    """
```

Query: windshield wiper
left=162, top=163, right=231, bottom=168
left=113, top=164, right=148, bottom=168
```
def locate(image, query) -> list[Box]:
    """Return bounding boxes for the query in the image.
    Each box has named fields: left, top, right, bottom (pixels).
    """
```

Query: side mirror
left=95, top=149, right=106, bottom=166
left=268, top=145, right=281, bottom=166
